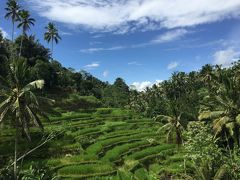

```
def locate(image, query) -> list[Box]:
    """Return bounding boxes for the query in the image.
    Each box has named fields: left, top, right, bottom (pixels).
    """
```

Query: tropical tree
left=44, top=22, right=61, bottom=59
left=199, top=67, right=240, bottom=147
left=4, top=0, right=20, bottom=55
left=155, top=113, right=184, bottom=146
left=17, top=10, right=35, bottom=57
left=0, top=58, right=52, bottom=179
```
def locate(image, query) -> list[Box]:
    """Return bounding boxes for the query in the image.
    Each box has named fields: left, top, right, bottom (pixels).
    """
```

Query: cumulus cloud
left=84, top=62, right=100, bottom=69
left=167, top=61, right=179, bottom=70
left=27, top=0, right=240, bottom=33
left=131, top=80, right=163, bottom=91
left=103, top=70, right=109, bottom=77
left=213, top=48, right=240, bottom=67
left=0, top=27, right=9, bottom=38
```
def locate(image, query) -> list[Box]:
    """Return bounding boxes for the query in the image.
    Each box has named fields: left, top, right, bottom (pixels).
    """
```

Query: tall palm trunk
left=51, top=38, right=53, bottom=60
left=12, top=21, right=14, bottom=42
left=19, top=31, right=24, bottom=57
left=11, top=20, right=15, bottom=59
left=14, top=122, right=18, bottom=180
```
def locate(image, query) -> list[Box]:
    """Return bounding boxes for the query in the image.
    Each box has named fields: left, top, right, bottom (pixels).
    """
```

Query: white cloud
left=80, top=28, right=188, bottom=53
left=167, top=61, right=179, bottom=70
left=128, top=61, right=142, bottom=66
left=131, top=81, right=152, bottom=91
left=131, top=80, right=163, bottom=91
left=27, top=0, right=240, bottom=33
left=59, top=30, right=72, bottom=36
left=80, top=46, right=125, bottom=53
left=84, top=62, right=100, bottom=69
left=103, top=70, right=109, bottom=77
left=151, top=29, right=189, bottom=43
left=0, top=27, right=9, bottom=38
left=213, top=48, right=240, bottom=67
left=155, top=79, right=164, bottom=84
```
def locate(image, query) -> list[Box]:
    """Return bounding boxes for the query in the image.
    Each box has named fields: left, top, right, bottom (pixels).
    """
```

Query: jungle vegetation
left=0, top=0, right=240, bottom=179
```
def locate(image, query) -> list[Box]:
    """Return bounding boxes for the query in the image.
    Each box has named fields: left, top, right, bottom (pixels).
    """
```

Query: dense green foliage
left=1, top=0, right=240, bottom=179
left=0, top=29, right=130, bottom=109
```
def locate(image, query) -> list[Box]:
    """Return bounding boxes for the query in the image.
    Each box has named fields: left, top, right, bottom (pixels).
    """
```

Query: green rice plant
left=149, top=163, right=162, bottom=174
left=47, top=158, right=62, bottom=167
left=50, top=112, right=91, bottom=122
left=67, top=154, right=98, bottom=162
left=58, top=163, right=115, bottom=176
left=102, top=140, right=152, bottom=162
left=95, top=108, right=114, bottom=115
left=69, top=127, right=102, bottom=137
left=125, top=144, right=175, bottom=161
left=164, top=153, right=185, bottom=164
left=134, top=168, right=154, bottom=180
left=86, top=132, right=155, bottom=156
left=99, top=130, right=148, bottom=140
left=114, top=168, right=134, bottom=180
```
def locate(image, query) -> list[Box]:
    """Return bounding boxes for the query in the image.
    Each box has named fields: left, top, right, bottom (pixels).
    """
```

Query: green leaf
left=153, top=115, right=172, bottom=123
left=198, top=111, right=224, bottom=121
left=236, top=114, right=240, bottom=125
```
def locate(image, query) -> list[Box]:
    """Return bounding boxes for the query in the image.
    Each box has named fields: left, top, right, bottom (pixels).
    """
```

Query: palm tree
left=155, top=113, right=184, bottom=147
left=199, top=68, right=240, bottom=146
left=44, top=22, right=61, bottom=59
left=0, top=58, right=51, bottom=179
left=182, top=160, right=228, bottom=180
left=17, top=10, right=35, bottom=57
left=4, top=0, right=20, bottom=55
left=200, top=64, right=215, bottom=92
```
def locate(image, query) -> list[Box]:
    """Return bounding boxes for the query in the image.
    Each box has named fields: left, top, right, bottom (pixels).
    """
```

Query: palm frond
left=26, top=105, right=43, bottom=130
left=198, top=111, right=225, bottom=121
left=236, top=114, right=240, bottom=125
left=0, top=106, right=11, bottom=123
left=22, top=80, right=45, bottom=92
left=213, top=164, right=227, bottom=180
left=154, top=115, right=172, bottom=123
left=213, top=116, right=231, bottom=137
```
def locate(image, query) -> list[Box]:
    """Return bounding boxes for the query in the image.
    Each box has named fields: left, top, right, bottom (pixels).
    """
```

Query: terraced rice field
left=0, top=109, right=185, bottom=179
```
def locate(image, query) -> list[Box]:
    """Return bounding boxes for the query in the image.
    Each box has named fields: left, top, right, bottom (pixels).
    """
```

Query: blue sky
left=1, top=0, right=240, bottom=90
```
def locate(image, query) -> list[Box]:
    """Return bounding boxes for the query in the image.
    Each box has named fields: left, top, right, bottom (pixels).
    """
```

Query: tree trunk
left=19, top=31, right=24, bottom=57
left=14, top=123, right=18, bottom=180
left=11, top=21, right=15, bottom=59
left=0, top=123, right=3, bottom=135
left=51, top=38, right=53, bottom=60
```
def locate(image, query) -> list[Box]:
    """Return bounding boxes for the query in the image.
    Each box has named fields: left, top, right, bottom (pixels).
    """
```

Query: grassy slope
left=0, top=108, right=184, bottom=179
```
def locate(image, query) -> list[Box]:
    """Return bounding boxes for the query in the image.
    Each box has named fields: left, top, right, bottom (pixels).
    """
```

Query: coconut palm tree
left=0, top=58, right=51, bottom=179
left=182, top=160, right=228, bottom=180
left=17, top=10, right=35, bottom=57
left=4, top=0, right=20, bottom=54
left=199, top=68, right=240, bottom=146
left=155, top=113, right=184, bottom=147
left=44, top=22, right=61, bottom=59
